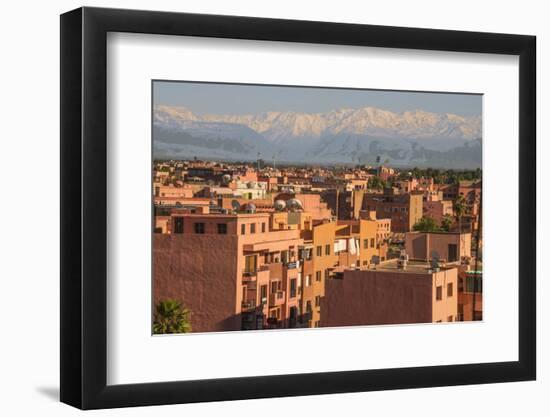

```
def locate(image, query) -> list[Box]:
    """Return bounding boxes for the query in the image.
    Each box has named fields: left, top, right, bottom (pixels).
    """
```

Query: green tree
left=368, top=176, right=387, bottom=190
left=453, top=196, right=467, bottom=233
left=413, top=216, right=441, bottom=232
left=153, top=299, right=192, bottom=334
left=441, top=214, right=453, bottom=232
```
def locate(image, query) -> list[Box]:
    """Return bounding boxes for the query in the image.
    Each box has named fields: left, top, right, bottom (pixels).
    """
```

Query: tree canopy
left=413, top=216, right=443, bottom=232
left=153, top=299, right=192, bottom=334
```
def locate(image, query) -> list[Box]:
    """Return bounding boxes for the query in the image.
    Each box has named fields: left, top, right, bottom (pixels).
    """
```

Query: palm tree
left=153, top=299, right=192, bottom=334
left=453, top=196, right=467, bottom=233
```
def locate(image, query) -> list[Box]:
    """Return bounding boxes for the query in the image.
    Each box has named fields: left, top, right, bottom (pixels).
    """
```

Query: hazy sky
left=153, top=80, right=482, bottom=117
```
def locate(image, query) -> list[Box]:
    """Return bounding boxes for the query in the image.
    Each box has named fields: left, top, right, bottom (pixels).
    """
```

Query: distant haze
left=153, top=81, right=482, bottom=169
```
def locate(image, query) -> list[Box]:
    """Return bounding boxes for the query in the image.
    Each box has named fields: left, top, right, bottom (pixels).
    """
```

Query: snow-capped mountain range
left=153, top=105, right=482, bottom=168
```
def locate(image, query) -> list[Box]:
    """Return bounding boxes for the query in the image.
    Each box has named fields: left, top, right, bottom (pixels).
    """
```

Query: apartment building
left=359, top=210, right=391, bottom=242
left=457, top=267, right=483, bottom=321
left=363, top=189, right=423, bottom=232
left=423, top=193, right=454, bottom=226
left=320, top=260, right=459, bottom=326
left=405, top=231, right=472, bottom=263
left=153, top=212, right=304, bottom=332
left=321, top=189, right=366, bottom=220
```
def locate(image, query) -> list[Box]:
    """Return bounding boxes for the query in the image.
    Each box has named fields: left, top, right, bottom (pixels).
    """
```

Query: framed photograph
left=60, top=6, right=536, bottom=410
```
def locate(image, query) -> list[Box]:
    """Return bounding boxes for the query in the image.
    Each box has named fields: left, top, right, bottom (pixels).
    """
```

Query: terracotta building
left=405, top=231, right=472, bottom=263
left=423, top=194, right=454, bottom=227
left=457, top=267, right=483, bottom=321
left=320, top=260, right=459, bottom=327
left=363, top=189, right=423, bottom=232
left=153, top=212, right=304, bottom=332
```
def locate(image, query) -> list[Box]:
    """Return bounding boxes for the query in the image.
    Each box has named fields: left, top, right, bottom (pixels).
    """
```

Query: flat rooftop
left=339, top=259, right=457, bottom=275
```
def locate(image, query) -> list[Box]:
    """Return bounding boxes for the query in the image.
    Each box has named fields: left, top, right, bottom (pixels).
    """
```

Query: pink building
left=154, top=212, right=305, bottom=332
left=423, top=194, right=453, bottom=226
left=405, top=231, right=471, bottom=263
left=320, top=260, right=458, bottom=326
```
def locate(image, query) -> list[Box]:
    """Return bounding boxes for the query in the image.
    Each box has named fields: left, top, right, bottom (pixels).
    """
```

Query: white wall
left=0, top=0, right=545, bottom=415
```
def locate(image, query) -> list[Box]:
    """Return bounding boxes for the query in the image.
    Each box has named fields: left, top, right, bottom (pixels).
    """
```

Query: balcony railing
left=269, top=291, right=285, bottom=306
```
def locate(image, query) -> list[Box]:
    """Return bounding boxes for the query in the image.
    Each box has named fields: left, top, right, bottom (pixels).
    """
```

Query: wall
left=0, top=1, right=546, bottom=416
left=153, top=234, right=241, bottom=332
left=321, top=270, right=434, bottom=326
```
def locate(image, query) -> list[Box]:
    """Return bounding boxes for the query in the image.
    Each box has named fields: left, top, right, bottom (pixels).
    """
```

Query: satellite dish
left=222, top=174, right=231, bottom=183
left=274, top=200, right=286, bottom=211
left=287, top=198, right=303, bottom=211
left=244, top=203, right=256, bottom=214
left=231, top=199, right=241, bottom=212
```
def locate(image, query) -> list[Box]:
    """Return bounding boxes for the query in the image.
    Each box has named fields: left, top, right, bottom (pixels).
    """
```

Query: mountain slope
left=153, top=104, right=481, bottom=168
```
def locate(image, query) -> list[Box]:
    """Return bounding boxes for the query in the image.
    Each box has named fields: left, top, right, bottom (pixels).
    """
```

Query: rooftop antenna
left=257, top=152, right=261, bottom=170
left=272, top=150, right=282, bottom=170
left=430, top=250, right=440, bottom=272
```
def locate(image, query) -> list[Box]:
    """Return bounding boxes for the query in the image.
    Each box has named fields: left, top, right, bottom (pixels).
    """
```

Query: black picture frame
left=60, top=6, right=536, bottom=410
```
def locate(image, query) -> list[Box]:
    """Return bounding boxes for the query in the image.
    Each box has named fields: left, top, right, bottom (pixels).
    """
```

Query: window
left=315, top=271, right=321, bottom=282
left=324, top=269, right=330, bottom=280
left=281, top=250, right=289, bottom=264
left=315, top=295, right=321, bottom=307
left=325, top=244, right=331, bottom=255
left=370, top=238, right=375, bottom=247
left=174, top=217, right=184, bottom=234
left=290, top=279, right=297, bottom=298
left=194, top=222, right=205, bottom=234
left=316, top=246, right=322, bottom=257
left=241, top=224, right=246, bottom=235
left=436, top=286, right=443, bottom=300
left=271, top=281, right=281, bottom=293
left=306, top=300, right=312, bottom=313
left=250, top=223, right=256, bottom=234
left=217, top=223, right=227, bottom=234
left=363, top=239, right=368, bottom=249
left=363, top=260, right=368, bottom=266
left=261, top=222, right=266, bottom=233
left=305, top=275, right=312, bottom=287
left=244, top=255, right=257, bottom=274
left=260, top=285, right=268, bottom=303
left=447, top=282, right=454, bottom=297
left=314, top=321, right=320, bottom=328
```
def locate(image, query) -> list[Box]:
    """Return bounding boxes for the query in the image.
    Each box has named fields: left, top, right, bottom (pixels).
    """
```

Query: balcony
left=242, top=264, right=270, bottom=283
left=269, top=291, right=286, bottom=307
left=241, top=300, right=256, bottom=311
left=242, top=270, right=257, bottom=283
left=285, top=260, right=300, bottom=270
